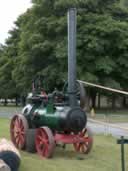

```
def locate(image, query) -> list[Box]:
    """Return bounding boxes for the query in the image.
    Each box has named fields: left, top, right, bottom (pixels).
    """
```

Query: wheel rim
left=10, top=114, right=28, bottom=149
left=73, top=127, right=93, bottom=154
left=35, top=127, right=55, bottom=158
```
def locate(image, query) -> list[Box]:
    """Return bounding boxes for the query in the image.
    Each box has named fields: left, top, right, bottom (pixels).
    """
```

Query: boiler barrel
left=31, top=107, right=87, bottom=133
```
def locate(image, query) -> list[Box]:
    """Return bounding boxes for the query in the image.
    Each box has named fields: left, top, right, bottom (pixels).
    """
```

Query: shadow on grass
left=53, top=146, right=90, bottom=160
left=22, top=146, right=90, bottom=161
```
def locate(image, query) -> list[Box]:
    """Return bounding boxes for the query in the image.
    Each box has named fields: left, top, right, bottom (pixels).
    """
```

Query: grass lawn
left=0, top=118, right=128, bottom=171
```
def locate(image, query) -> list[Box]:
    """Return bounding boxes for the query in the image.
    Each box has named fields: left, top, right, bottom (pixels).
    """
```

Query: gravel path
left=0, top=108, right=21, bottom=118
left=88, top=119, right=128, bottom=138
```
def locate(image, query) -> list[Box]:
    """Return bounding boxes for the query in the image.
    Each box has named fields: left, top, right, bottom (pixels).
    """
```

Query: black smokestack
left=68, top=8, right=78, bottom=107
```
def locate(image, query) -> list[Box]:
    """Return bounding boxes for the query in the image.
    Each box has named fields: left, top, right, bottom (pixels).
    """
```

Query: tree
left=11, top=0, right=128, bottom=92
left=1, top=0, right=128, bottom=108
left=121, top=0, right=128, bottom=7
left=0, top=26, right=21, bottom=105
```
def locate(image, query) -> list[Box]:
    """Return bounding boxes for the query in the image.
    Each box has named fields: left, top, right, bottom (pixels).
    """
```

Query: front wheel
left=73, top=127, right=93, bottom=154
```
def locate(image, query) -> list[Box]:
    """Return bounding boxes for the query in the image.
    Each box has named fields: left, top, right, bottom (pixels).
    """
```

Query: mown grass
left=0, top=118, right=128, bottom=171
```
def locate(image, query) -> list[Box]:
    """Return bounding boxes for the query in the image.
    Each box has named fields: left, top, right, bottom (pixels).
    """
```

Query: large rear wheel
left=35, top=127, right=55, bottom=158
left=10, top=114, right=28, bottom=149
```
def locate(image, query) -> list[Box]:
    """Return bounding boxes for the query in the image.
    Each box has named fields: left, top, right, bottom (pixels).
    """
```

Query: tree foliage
left=0, top=0, right=128, bottom=100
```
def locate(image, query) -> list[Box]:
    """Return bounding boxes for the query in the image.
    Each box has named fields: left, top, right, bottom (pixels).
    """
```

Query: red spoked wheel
left=10, top=114, right=28, bottom=149
left=73, top=127, right=93, bottom=154
left=35, top=127, right=55, bottom=158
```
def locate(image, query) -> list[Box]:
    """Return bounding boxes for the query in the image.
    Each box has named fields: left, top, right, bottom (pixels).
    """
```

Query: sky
left=0, top=0, right=32, bottom=44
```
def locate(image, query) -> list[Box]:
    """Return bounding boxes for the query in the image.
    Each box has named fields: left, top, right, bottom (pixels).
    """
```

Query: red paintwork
left=35, top=127, right=93, bottom=158
left=73, top=127, right=93, bottom=154
left=54, top=128, right=93, bottom=154
left=54, top=133, right=86, bottom=144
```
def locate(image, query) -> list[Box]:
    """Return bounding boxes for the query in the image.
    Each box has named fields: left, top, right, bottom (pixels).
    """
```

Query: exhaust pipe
left=68, top=8, right=78, bottom=108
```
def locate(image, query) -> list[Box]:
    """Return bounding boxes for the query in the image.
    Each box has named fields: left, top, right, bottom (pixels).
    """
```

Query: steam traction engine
left=10, top=9, right=93, bottom=158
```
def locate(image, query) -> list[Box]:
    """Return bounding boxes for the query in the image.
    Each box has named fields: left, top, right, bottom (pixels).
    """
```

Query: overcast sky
left=0, top=0, right=32, bottom=44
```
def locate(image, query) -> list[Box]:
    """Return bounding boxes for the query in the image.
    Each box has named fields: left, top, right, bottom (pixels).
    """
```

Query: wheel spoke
left=36, top=135, right=42, bottom=142
left=20, top=125, right=24, bottom=131
left=78, top=143, right=82, bottom=151
left=44, top=146, right=49, bottom=156
left=82, top=144, right=88, bottom=153
left=15, top=133, right=20, bottom=140
left=19, top=119, right=22, bottom=127
left=20, top=134, right=25, bottom=143
left=13, top=129, right=18, bottom=136
left=42, top=138, right=48, bottom=144
left=81, top=128, right=87, bottom=136
left=75, top=143, right=81, bottom=151
left=38, top=136, right=48, bottom=145
left=42, top=145, right=47, bottom=156
left=84, top=137, right=92, bottom=144
left=15, top=118, right=19, bottom=128
left=41, top=131, right=47, bottom=140
left=20, top=131, right=25, bottom=136
left=16, top=136, right=20, bottom=145
left=80, top=144, right=85, bottom=153
left=39, top=142, right=48, bottom=156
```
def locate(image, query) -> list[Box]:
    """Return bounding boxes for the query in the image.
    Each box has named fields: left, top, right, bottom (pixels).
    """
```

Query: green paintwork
left=46, top=99, right=55, bottom=114
left=33, top=107, right=60, bottom=130
left=24, top=99, right=70, bottom=131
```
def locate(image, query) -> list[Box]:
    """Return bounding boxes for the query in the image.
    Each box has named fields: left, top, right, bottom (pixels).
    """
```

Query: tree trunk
left=4, top=99, right=7, bottom=106
left=21, top=96, right=26, bottom=106
left=90, top=90, right=97, bottom=108
left=97, top=93, right=101, bottom=109
left=112, top=95, right=116, bottom=109
left=122, top=96, right=126, bottom=108
left=15, top=96, right=18, bottom=106
left=124, top=0, right=128, bottom=7
left=85, top=95, right=90, bottom=111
